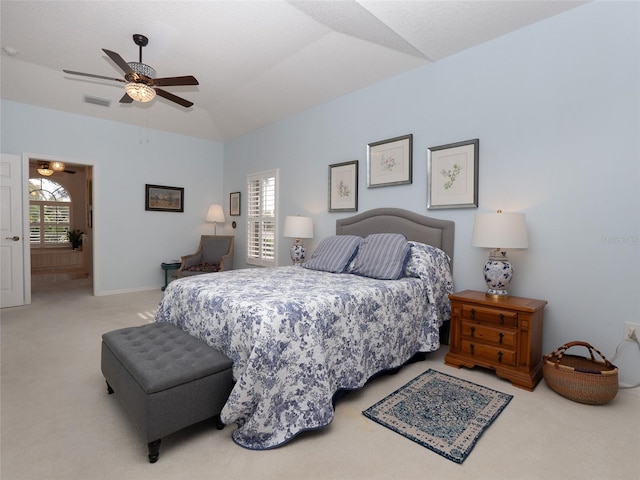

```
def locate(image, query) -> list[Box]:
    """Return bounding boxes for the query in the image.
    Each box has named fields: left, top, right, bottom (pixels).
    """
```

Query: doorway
left=27, top=156, right=94, bottom=298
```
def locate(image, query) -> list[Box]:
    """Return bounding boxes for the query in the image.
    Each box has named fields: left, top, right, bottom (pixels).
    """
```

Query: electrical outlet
left=624, top=322, right=640, bottom=340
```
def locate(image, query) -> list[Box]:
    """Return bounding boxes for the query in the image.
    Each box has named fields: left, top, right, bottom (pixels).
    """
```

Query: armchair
left=177, top=235, right=234, bottom=278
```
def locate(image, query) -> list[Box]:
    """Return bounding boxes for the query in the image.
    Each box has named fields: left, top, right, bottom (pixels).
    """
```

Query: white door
left=1, top=154, right=25, bottom=308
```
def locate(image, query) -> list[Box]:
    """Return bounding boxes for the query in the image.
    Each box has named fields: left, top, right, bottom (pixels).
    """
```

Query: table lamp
left=283, top=216, right=314, bottom=264
left=206, top=204, right=225, bottom=235
left=472, top=210, right=528, bottom=297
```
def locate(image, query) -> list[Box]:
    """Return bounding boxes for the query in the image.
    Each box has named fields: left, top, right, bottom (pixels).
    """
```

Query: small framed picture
left=427, top=139, right=479, bottom=209
left=367, top=134, right=412, bottom=188
left=230, top=192, right=241, bottom=216
left=328, top=160, right=358, bottom=212
left=145, top=184, right=184, bottom=212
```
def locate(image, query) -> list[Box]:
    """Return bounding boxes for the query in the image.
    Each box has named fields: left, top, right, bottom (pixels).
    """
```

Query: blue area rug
left=363, top=369, right=513, bottom=464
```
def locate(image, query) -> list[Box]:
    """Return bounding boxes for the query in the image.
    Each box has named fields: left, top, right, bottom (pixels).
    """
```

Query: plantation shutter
left=28, top=178, right=72, bottom=246
left=246, top=170, right=278, bottom=267
left=29, top=202, right=71, bottom=245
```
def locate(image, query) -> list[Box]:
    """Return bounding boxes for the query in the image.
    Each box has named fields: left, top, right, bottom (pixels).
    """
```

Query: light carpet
left=363, top=369, right=512, bottom=464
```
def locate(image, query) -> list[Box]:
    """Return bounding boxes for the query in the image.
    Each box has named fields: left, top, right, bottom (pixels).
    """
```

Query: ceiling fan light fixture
left=125, top=82, right=156, bottom=102
left=64, top=35, right=197, bottom=108
left=50, top=161, right=65, bottom=172
left=37, top=166, right=54, bottom=177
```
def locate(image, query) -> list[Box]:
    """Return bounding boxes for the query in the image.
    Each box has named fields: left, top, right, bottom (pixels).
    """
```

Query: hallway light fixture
left=37, top=163, right=54, bottom=176
left=50, top=161, right=66, bottom=172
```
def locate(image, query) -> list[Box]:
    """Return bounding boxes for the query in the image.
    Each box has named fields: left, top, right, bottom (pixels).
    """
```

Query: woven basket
left=542, top=341, right=618, bottom=405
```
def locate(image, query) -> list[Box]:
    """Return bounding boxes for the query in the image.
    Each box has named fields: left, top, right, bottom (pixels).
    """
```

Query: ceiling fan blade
left=63, top=70, right=125, bottom=83
left=152, top=75, right=199, bottom=87
left=102, top=49, right=134, bottom=75
left=119, top=93, right=134, bottom=104
left=155, top=88, right=194, bottom=108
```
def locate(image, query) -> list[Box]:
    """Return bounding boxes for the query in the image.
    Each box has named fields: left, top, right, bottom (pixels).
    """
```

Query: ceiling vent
left=83, top=95, right=111, bottom=107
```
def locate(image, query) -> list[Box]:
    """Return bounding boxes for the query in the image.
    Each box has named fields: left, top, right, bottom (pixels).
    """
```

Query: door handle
left=5, top=236, right=20, bottom=241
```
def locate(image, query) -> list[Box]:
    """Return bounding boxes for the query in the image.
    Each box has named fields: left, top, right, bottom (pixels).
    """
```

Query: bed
left=155, top=208, right=454, bottom=450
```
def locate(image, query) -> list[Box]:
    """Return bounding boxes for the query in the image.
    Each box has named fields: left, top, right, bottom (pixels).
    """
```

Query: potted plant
left=67, top=229, right=84, bottom=250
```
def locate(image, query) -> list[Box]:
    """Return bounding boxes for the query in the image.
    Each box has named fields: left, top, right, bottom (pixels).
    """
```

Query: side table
left=444, top=290, right=547, bottom=391
left=160, top=262, right=181, bottom=291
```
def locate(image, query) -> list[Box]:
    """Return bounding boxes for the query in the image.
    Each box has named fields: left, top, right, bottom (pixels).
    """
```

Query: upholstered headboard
left=335, top=208, right=455, bottom=266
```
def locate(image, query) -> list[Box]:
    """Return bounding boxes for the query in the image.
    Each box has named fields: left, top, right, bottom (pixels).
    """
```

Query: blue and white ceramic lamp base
left=483, top=249, right=514, bottom=297
left=290, top=244, right=306, bottom=265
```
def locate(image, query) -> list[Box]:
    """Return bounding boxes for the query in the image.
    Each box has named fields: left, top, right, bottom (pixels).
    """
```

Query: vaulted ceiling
left=1, top=1, right=586, bottom=142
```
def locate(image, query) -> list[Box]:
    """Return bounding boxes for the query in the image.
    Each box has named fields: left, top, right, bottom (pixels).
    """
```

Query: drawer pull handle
left=470, top=309, right=475, bottom=320
left=498, top=351, right=503, bottom=363
left=498, top=332, right=504, bottom=344
left=499, top=314, right=505, bottom=325
left=469, top=344, right=475, bottom=355
left=470, top=326, right=475, bottom=337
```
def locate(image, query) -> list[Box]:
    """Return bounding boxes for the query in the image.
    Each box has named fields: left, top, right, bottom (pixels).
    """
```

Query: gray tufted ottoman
left=101, top=322, right=233, bottom=463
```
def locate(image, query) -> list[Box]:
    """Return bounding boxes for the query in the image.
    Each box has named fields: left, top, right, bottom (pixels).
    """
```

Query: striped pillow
left=350, top=233, right=410, bottom=280
left=302, top=235, right=363, bottom=273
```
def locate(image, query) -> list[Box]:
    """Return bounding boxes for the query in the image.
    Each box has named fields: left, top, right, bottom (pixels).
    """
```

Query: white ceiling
left=1, top=1, right=586, bottom=142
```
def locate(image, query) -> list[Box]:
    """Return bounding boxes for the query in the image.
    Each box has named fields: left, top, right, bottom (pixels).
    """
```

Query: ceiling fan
left=63, top=34, right=199, bottom=108
left=36, top=161, right=76, bottom=176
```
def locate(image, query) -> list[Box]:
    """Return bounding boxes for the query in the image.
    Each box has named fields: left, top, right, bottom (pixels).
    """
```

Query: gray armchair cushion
left=178, top=235, right=234, bottom=277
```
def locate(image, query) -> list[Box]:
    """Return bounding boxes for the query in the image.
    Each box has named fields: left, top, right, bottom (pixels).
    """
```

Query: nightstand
left=444, top=290, right=547, bottom=391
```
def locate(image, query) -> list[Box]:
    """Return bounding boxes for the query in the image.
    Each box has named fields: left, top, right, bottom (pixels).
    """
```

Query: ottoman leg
left=148, top=439, right=161, bottom=463
left=214, top=414, right=225, bottom=430
left=106, top=381, right=114, bottom=394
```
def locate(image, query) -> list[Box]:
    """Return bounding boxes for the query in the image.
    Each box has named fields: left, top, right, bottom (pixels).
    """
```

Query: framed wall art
left=328, top=160, right=358, bottom=212
left=427, top=138, right=479, bottom=209
left=230, top=192, right=241, bottom=216
left=145, top=184, right=184, bottom=212
left=367, top=134, right=412, bottom=187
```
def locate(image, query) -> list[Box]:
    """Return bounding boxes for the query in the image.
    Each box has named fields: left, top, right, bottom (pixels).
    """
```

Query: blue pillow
left=350, top=233, right=410, bottom=280
left=302, top=235, right=363, bottom=273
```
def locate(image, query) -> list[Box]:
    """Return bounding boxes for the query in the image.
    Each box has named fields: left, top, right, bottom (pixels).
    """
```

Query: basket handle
left=548, top=341, right=615, bottom=370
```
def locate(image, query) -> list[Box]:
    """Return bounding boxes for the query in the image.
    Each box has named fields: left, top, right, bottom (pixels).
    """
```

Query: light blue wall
left=1, top=102, right=225, bottom=294
left=2, top=1, right=638, bottom=384
left=224, top=1, right=640, bottom=384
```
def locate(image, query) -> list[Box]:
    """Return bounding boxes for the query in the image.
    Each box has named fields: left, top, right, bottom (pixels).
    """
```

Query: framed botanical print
left=367, top=134, right=412, bottom=187
left=427, top=139, right=479, bottom=209
left=230, top=192, right=241, bottom=216
left=328, top=160, right=358, bottom=212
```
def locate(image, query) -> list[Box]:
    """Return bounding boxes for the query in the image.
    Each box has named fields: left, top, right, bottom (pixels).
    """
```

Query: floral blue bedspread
left=155, top=262, right=452, bottom=450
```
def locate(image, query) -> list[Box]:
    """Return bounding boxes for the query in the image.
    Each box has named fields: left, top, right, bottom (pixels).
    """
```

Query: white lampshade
left=206, top=204, right=226, bottom=223
left=283, top=216, right=314, bottom=239
left=472, top=212, right=528, bottom=249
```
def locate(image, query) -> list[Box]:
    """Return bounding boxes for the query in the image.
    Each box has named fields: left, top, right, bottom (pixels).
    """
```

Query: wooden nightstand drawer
left=460, top=304, right=517, bottom=327
left=460, top=340, right=517, bottom=366
left=461, top=321, right=517, bottom=348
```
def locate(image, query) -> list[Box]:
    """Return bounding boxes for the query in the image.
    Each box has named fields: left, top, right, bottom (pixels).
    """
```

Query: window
left=29, top=178, right=72, bottom=246
left=246, top=169, right=278, bottom=267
